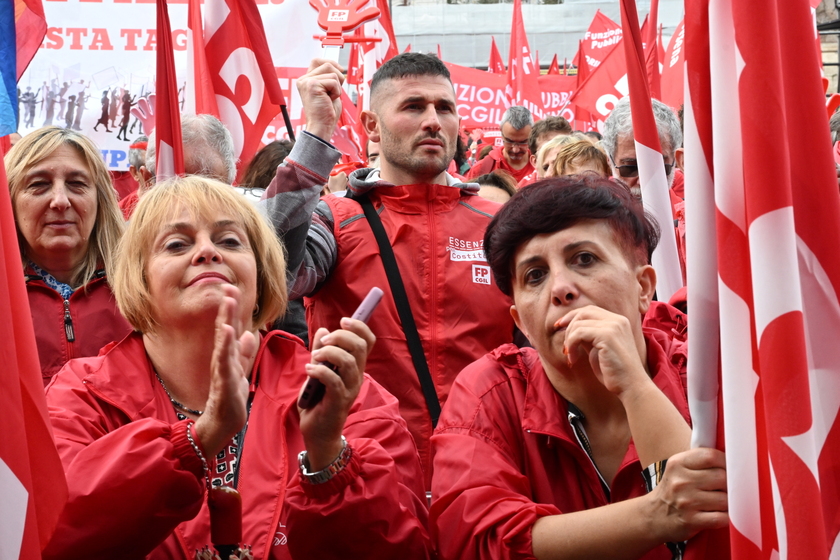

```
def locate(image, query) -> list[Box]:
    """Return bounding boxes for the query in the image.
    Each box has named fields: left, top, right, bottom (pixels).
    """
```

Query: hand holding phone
left=297, top=287, right=383, bottom=409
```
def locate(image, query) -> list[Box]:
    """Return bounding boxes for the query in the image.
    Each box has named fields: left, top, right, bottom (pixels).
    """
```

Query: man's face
left=611, top=133, right=675, bottom=189
left=366, top=75, right=459, bottom=185
left=501, top=122, right=531, bottom=167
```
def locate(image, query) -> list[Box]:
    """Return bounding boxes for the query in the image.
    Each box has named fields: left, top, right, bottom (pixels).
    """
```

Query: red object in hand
left=309, top=0, right=381, bottom=47
left=209, top=486, right=242, bottom=547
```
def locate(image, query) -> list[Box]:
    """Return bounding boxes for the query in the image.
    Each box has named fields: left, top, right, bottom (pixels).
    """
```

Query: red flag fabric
left=437, top=44, right=443, bottom=60
left=538, top=74, right=576, bottom=122
left=347, top=29, right=363, bottom=86
left=202, top=0, right=286, bottom=175
left=357, top=0, right=400, bottom=112
left=14, top=0, right=46, bottom=80
left=185, top=0, right=219, bottom=117
left=332, top=90, right=364, bottom=163
left=447, top=61, right=508, bottom=129
left=644, top=0, right=662, bottom=99
left=660, top=18, right=685, bottom=110
left=685, top=0, right=840, bottom=558
left=155, top=0, right=185, bottom=180
left=0, top=155, right=68, bottom=558
left=619, top=0, right=682, bottom=300
left=506, top=0, right=544, bottom=118
left=548, top=54, right=560, bottom=75
left=488, top=37, right=506, bottom=74
left=403, top=43, right=411, bottom=53
left=569, top=36, right=626, bottom=130
left=576, top=9, right=623, bottom=73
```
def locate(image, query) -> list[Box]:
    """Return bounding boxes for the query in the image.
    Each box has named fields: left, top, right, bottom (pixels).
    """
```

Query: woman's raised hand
left=298, top=318, right=375, bottom=471
left=195, top=284, right=258, bottom=458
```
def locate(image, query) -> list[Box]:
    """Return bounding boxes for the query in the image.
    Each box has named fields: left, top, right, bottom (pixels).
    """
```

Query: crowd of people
left=5, top=52, right=728, bottom=559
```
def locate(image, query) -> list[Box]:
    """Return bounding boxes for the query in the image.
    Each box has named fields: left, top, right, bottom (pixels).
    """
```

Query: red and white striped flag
left=155, top=0, right=185, bottom=180
left=185, top=0, right=219, bottom=117
left=0, top=153, right=68, bottom=559
left=685, top=0, right=840, bottom=557
left=488, top=37, right=506, bottom=74
left=619, top=0, right=682, bottom=301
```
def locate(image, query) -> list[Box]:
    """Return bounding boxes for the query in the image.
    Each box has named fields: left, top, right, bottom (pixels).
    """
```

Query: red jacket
left=26, top=270, right=132, bottom=386
left=430, top=332, right=691, bottom=560
left=44, top=331, right=431, bottom=560
left=466, top=146, right=534, bottom=183
left=308, top=183, right=515, bottom=486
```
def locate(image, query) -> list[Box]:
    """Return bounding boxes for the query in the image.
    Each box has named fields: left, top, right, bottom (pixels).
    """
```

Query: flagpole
left=282, top=105, right=295, bottom=142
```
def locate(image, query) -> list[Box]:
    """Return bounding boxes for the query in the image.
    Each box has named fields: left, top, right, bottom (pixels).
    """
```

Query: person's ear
left=530, top=154, right=537, bottom=167
left=360, top=110, right=381, bottom=143
left=509, top=305, right=528, bottom=340
left=675, top=147, right=684, bottom=172
left=636, top=264, right=657, bottom=314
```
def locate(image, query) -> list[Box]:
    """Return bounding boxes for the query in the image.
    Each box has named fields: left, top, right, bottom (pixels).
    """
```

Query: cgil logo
left=472, top=265, right=491, bottom=285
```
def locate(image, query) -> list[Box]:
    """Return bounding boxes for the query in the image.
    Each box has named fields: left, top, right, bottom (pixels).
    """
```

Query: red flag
left=506, top=0, right=543, bottom=117
left=202, top=0, right=287, bottom=175
left=644, top=0, right=662, bottom=99
left=569, top=36, right=626, bottom=129
left=332, top=90, right=364, bottom=163
left=437, top=44, right=443, bottom=60
left=538, top=73, right=576, bottom=122
left=357, top=0, right=400, bottom=112
left=185, top=0, right=219, bottom=117
left=0, top=156, right=68, bottom=558
left=488, top=37, right=506, bottom=74
left=576, top=9, right=623, bottom=73
left=403, top=43, right=411, bottom=53
left=685, top=0, right=840, bottom=557
left=446, top=61, right=508, bottom=129
left=660, top=18, right=685, bottom=109
left=14, top=0, right=46, bottom=79
left=619, top=0, right=682, bottom=300
left=534, top=50, right=540, bottom=74
left=156, top=0, right=185, bottom=180
left=547, top=54, right=560, bottom=75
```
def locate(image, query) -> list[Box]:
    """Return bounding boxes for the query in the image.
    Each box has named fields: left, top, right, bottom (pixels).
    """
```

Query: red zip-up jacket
left=308, top=182, right=515, bottom=487
left=26, top=269, right=132, bottom=386
left=44, top=331, right=432, bottom=560
left=430, top=332, right=691, bottom=560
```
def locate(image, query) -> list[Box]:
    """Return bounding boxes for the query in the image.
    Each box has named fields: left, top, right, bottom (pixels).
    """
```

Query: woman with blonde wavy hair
left=5, top=126, right=131, bottom=384
left=43, top=176, right=432, bottom=559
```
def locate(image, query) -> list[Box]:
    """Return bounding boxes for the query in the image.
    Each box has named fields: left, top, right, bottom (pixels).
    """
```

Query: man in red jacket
left=466, top=106, right=535, bottom=183
left=262, top=55, right=515, bottom=489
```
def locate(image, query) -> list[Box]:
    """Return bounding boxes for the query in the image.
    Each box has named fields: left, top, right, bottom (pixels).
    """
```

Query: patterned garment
left=29, top=262, right=74, bottom=300
left=176, top=411, right=240, bottom=488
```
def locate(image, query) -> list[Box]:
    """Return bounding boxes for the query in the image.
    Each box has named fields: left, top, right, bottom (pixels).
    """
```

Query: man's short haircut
left=601, top=97, right=682, bottom=160
left=129, top=135, right=148, bottom=168
left=145, top=114, right=237, bottom=184
left=500, top=106, right=534, bottom=131
left=369, top=53, right=451, bottom=102
left=528, top=116, right=572, bottom=155
left=484, top=174, right=660, bottom=296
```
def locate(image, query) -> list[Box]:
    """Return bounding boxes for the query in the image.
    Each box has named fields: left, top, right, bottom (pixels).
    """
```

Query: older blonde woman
left=5, top=127, right=131, bottom=384
left=44, top=176, right=431, bottom=560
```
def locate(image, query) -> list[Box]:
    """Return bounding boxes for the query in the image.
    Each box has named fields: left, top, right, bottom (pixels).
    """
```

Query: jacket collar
left=347, top=167, right=480, bottom=197
left=83, top=331, right=306, bottom=422
left=515, top=330, right=691, bottom=444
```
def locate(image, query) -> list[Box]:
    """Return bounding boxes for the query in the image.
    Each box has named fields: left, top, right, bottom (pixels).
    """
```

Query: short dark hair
left=484, top=175, right=660, bottom=296
left=239, top=140, right=294, bottom=190
left=529, top=116, right=573, bottom=155
left=370, top=53, right=451, bottom=101
left=475, top=170, right=518, bottom=197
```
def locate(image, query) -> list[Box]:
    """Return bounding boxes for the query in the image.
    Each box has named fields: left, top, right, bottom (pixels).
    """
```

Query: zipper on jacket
left=567, top=405, right=611, bottom=501
left=427, top=199, right=438, bottom=398
left=63, top=299, right=76, bottom=342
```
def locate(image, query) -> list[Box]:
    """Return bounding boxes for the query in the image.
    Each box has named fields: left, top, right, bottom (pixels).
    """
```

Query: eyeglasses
left=613, top=160, right=674, bottom=178
left=501, top=136, right=529, bottom=148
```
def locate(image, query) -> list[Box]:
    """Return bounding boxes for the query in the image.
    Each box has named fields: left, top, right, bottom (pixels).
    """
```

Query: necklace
left=154, top=371, right=204, bottom=416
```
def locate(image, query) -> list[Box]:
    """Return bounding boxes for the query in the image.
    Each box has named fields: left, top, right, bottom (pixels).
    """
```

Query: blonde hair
left=5, top=127, right=125, bottom=288
left=112, top=175, right=287, bottom=333
left=552, top=138, right=611, bottom=178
